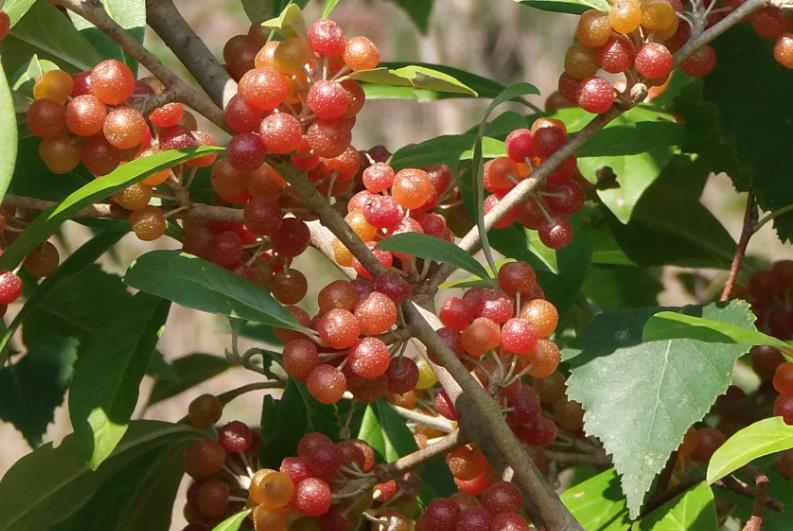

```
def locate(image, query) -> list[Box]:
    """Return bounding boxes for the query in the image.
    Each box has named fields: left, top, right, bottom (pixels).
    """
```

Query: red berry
left=435, top=391, right=457, bottom=420
left=362, top=162, right=395, bottom=193
left=501, top=318, right=538, bottom=354
left=774, top=364, right=793, bottom=396
left=634, top=43, right=673, bottom=80
left=505, top=129, right=534, bottom=163
left=457, top=506, right=494, bottom=531
left=597, top=37, right=634, bottom=73
left=481, top=481, right=522, bottom=513
left=271, top=218, right=311, bottom=258
left=238, top=67, right=288, bottom=111
left=386, top=357, right=419, bottom=393
left=218, top=421, right=254, bottom=453
left=227, top=132, right=266, bottom=171
left=440, top=296, right=474, bottom=331
left=0, top=12, right=10, bottom=41
left=461, top=317, right=502, bottom=357
left=349, top=337, right=390, bottom=379
left=244, top=197, right=282, bottom=235
left=0, top=272, right=22, bottom=305
left=283, top=338, right=320, bottom=379
left=224, top=94, right=264, bottom=134
left=423, top=498, right=460, bottom=531
left=373, top=271, right=412, bottom=303
left=149, top=102, right=184, bottom=128
left=750, top=7, right=787, bottom=40
left=491, top=513, right=530, bottom=531
left=538, top=216, right=574, bottom=249
left=308, top=19, right=346, bottom=56
left=294, top=477, right=332, bottom=516
left=498, top=261, right=537, bottom=295
left=354, top=291, right=397, bottom=336
left=578, top=76, right=614, bottom=114
left=307, top=364, right=347, bottom=404
left=280, top=456, right=311, bottom=485
left=90, top=59, right=135, bottom=105
left=308, top=80, right=350, bottom=120
left=259, top=112, right=302, bottom=154
left=682, top=46, right=717, bottom=77
left=26, top=99, right=66, bottom=139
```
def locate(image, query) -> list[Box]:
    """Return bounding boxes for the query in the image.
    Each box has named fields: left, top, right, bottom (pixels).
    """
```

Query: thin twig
left=391, top=405, right=456, bottom=433
left=715, top=475, right=782, bottom=512
left=144, top=0, right=238, bottom=108
left=58, top=0, right=227, bottom=130
left=721, top=192, right=757, bottom=301
left=374, top=430, right=465, bottom=481
left=742, top=470, right=770, bottom=531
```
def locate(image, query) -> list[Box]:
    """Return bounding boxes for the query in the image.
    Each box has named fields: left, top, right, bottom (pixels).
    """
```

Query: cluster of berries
left=222, top=18, right=376, bottom=178
left=413, top=480, right=529, bottom=531
left=745, top=260, right=793, bottom=425
left=24, top=60, right=217, bottom=241
left=489, top=118, right=586, bottom=249
left=334, top=161, right=457, bottom=275
left=277, top=273, right=421, bottom=405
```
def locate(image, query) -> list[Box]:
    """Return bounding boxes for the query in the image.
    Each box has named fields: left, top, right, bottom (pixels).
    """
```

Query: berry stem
left=391, top=404, right=456, bottom=433
left=721, top=192, right=757, bottom=302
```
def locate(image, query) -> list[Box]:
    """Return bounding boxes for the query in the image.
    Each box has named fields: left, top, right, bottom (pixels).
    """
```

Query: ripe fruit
left=114, top=183, right=152, bottom=211
left=195, top=480, right=230, bottom=517
left=392, top=168, right=434, bottom=210
left=128, top=206, right=166, bottom=241
left=307, top=364, right=347, bottom=404
left=564, top=42, right=599, bottom=80
left=501, top=318, right=538, bottom=354
left=39, top=137, right=80, bottom=174
left=23, top=241, right=59, bottom=278
left=308, top=80, right=350, bottom=120
left=249, top=470, right=295, bottom=508
left=244, top=197, right=283, bottom=235
left=238, top=67, right=289, bottom=111
left=520, top=299, right=559, bottom=338
left=0, top=272, right=23, bottom=305
left=576, top=10, right=611, bottom=48
left=774, top=34, right=793, bottom=69
left=343, top=36, right=380, bottom=71
left=349, top=337, right=390, bottom=379
left=91, top=59, right=136, bottom=105
left=218, top=421, right=254, bottom=453
left=33, top=70, right=74, bottom=104
left=227, top=132, right=266, bottom=171
left=461, top=317, right=501, bottom=357
left=498, top=261, right=537, bottom=295
left=308, top=19, right=346, bottom=56
left=65, top=95, right=107, bottom=136
left=185, top=439, right=226, bottom=479
left=259, top=112, right=302, bottom=154
left=188, top=394, right=223, bottom=428
left=283, top=339, right=320, bottom=379
left=294, top=477, right=332, bottom=516
left=578, top=77, right=613, bottom=114
left=693, top=427, right=725, bottom=461
left=0, top=12, right=9, bottom=41
left=641, top=0, right=676, bottom=32
left=103, top=107, right=148, bottom=149
left=524, top=338, right=561, bottom=377
left=597, top=38, right=634, bottom=74
left=634, top=43, right=674, bottom=80
left=26, top=99, right=66, bottom=139
left=353, top=292, right=397, bottom=336
left=609, top=0, right=642, bottom=34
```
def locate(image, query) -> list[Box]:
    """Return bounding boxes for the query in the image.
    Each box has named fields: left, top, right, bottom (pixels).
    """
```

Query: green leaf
left=583, top=265, right=663, bottom=309
left=125, top=250, right=301, bottom=329
left=0, top=227, right=127, bottom=366
left=348, top=65, right=477, bottom=97
left=0, top=147, right=221, bottom=272
left=262, top=3, right=306, bottom=36
left=3, top=0, right=37, bottom=26
left=381, top=62, right=508, bottom=99
left=703, top=24, right=793, bottom=241
left=389, top=135, right=505, bottom=172
left=149, top=353, right=232, bottom=404
left=706, top=417, right=793, bottom=484
left=212, top=510, right=252, bottom=531
left=70, top=293, right=171, bottom=468
left=636, top=482, right=718, bottom=531
left=0, top=335, right=78, bottom=446
left=643, top=307, right=792, bottom=355
left=259, top=379, right=340, bottom=468
left=564, top=301, right=756, bottom=518
left=0, top=56, right=17, bottom=206
left=603, top=155, right=736, bottom=269
left=385, top=0, right=434, bottom=32
left=514, top=0, right=609, bottom=15
left=571, top=107, right=685, bottom=223
left=0, top=420, right=201, bottom=531
left=8, top=1, right=103, bottom=71
left=376, top=233, right=491, bottom=280
left=22, top=264, right=132, bottom=348
left=560, top=469, right=630, bottom=531
left=357, top=404, right=387, bottom=458
left=68, top=0, right=145, bottom=71
left=53, top=444, right=188, bottom=531
left=362, top=400, right=455, bottom=497
left=321, top=0, right=341, bottom=18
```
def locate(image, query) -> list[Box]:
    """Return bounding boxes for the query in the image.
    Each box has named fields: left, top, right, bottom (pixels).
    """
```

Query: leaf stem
left=753, top=202, right=793, bottom=232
